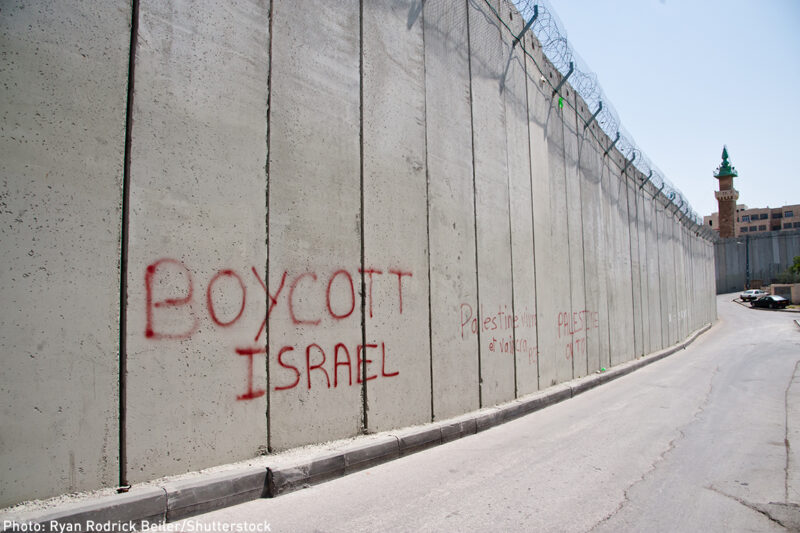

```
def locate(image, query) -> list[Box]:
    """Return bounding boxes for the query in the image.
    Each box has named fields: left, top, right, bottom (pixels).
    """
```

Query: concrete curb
left=1, top=322, right=712, bottom=530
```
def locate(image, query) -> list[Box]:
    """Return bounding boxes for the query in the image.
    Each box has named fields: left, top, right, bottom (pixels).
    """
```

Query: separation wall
left=714, top=229, right=800, bottom=293
left=0, top=0, right=717, bottom=507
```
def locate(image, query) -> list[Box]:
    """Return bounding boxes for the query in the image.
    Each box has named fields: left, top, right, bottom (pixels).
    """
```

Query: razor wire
left=509, top=0, right=702, bottom=227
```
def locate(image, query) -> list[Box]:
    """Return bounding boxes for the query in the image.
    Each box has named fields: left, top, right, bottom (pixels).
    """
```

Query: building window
left=774, top=212, right=783, bottom=219
left=708, top=220, right=713, bottom=226
left=760, top=213, right=769, bottom=220
left=786, top=210, right=794, bottom=218
left=785, top=223, right=792, bottom=229
left=750, top=225, right=758, bottom=231
left=741, top=227, right=748, bottom=233
left=759, top=225, right=767, bottom=231
left=742, top=215, right=750, bottom=222
left=795, top=222, right=800, bottom=228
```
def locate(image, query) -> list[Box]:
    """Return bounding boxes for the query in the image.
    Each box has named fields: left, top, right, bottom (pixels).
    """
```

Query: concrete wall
left=0, top=0, right=130, bottom=505
left=714, top=229, right=800, bottom=293
left=0, top=0, right=717, bottom=507
left=125, top=0, right=271, bottom=484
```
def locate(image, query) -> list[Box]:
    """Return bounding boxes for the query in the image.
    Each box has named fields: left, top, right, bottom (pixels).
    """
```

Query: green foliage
left=776, top=256, right=800, bottom=283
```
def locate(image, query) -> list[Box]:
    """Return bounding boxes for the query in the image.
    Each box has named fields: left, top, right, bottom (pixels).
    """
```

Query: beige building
left=704, top=203, right=800, bottom=237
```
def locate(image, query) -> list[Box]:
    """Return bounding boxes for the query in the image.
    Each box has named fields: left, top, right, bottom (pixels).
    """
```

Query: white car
left=740, top=289, right=768, bottom=301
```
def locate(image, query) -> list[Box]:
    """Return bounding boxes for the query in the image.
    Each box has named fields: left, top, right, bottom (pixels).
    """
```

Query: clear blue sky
left=545, top=0, right=800, bottom=218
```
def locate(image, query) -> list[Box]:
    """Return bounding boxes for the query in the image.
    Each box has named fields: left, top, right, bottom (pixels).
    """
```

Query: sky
left=543, top=0, right=800, bottom=218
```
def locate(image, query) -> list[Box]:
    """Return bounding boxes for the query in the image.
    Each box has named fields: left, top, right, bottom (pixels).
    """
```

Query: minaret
left=713, top=146, right=739, bottom=238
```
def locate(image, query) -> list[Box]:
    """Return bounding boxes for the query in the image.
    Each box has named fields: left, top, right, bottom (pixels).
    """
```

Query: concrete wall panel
left=604, top=153, right=635, bottom=366
left=363, top=0, right=431, bottom=431
left=0, top=0, right=130, bottom=505
left=563, top=92, right=588, bottom=378
left=125, top=0, right=270, bottom=481
left=266, top=0, right=362, bottom=450
left=577, top=116, right=607, bottom=374
left=664, top=202, right=680, bottom=345
left=525, top=47, right=549, bottom=390
left=500, top=4, right=539, bottom=396
left=423, top=0, right=481, bottom=421
left=625, top=172, right=643, bottom=358
left=467, top=0, right=516, bottom=407
left=674, top=213, right=688, bottom=340
left=529, top=58, right=571, bottom=388
left=633, top=176, right=651, bottom=355
left=643, top=192, right=663, bottom=352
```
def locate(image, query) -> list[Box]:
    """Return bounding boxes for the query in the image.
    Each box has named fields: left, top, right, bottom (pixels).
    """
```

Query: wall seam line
left=118, top=0, right=140, bottom=489
left=264, top=0, right=275, bottom=453
left=521, top=34, right=541, bottom=392
left=625, top=171, right=639, bottom=357
left=358, top=0, right=368, bottom=433
left=573, top=93, right=590, bottom=376
left=465, top=0, right=483, bottom=408
left=420, top=3, right=435, bottom=423
left=603, top=159, right=613, bottom=369
left=561, top=87, right=574, bottom=380
left=501, top=10, right=519, bottom=400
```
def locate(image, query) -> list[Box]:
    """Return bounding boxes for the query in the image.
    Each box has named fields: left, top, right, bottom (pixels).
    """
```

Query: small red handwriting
left=565, top=337, right=586, bottom=361
left=459, top=303, right=536, bottom=340
left=557, top=310, right=599, bottom=361
left=557, top=310, right=599, bottom=338
left=144, top=259, right=412, bottom=342
left=488, top=334, right=538, bottom=363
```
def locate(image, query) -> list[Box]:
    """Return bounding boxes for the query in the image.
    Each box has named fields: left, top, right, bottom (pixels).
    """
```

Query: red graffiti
left=289, top=273, right=322, bottom=326
left=274, top=346, right=300, bottom=391
left=459, top=303, right=536, bottom=339
left=251, top=268, right=287, bottom=342
left=389, top=269, right=412, bottom=314
left=326, top=270, right=355, bottom=319
left=557, top=310, right=599, bottom=339
left=334, top=343, right=353, bottom=387
left=144, top=260, right=413, bottom=342
left=234, top=346, right=266, bottom=401
left=360, top=268, right=382, bottom=318
left=272, top=341, right=399, bottom=391
left=487, top=335, right=537, bottom=363
left=143, top=260, right=410, bottom=401
left=565, top=337, right=586, bottom=361
left=207, top=269, right=246, bottom=327
left=306, top=343, right=329, bottom=388
left=557, top=310, right=598, bottom=361
left=144, top=258, right=198, bottom=340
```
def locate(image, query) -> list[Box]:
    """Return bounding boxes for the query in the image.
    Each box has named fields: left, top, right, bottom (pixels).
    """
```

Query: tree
left=776, top=256, right=800, bottom=283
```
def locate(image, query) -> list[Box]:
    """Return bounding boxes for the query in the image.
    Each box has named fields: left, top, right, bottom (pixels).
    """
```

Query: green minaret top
left=714, top=145, right=738, bottom=179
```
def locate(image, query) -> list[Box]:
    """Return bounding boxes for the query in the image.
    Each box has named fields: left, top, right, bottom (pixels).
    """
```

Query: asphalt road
left=159, top=294, right=800, bottom=532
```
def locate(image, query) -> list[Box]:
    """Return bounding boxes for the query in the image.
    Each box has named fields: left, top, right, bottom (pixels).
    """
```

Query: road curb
left=1, top=322, right=713, bottom=529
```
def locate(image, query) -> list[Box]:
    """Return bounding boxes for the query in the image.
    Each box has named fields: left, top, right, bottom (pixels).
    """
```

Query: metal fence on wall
left=495, top=0, right=704, bottom=231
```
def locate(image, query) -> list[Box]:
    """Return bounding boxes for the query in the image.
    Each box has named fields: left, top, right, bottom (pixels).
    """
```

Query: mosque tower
left=713, top=146, right=739, bottom=238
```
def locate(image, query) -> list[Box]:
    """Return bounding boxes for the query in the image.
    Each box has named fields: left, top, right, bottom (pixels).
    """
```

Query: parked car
left=750, top=295, right=789, bottom=309
left=741, top=289, right=768, bottom=301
